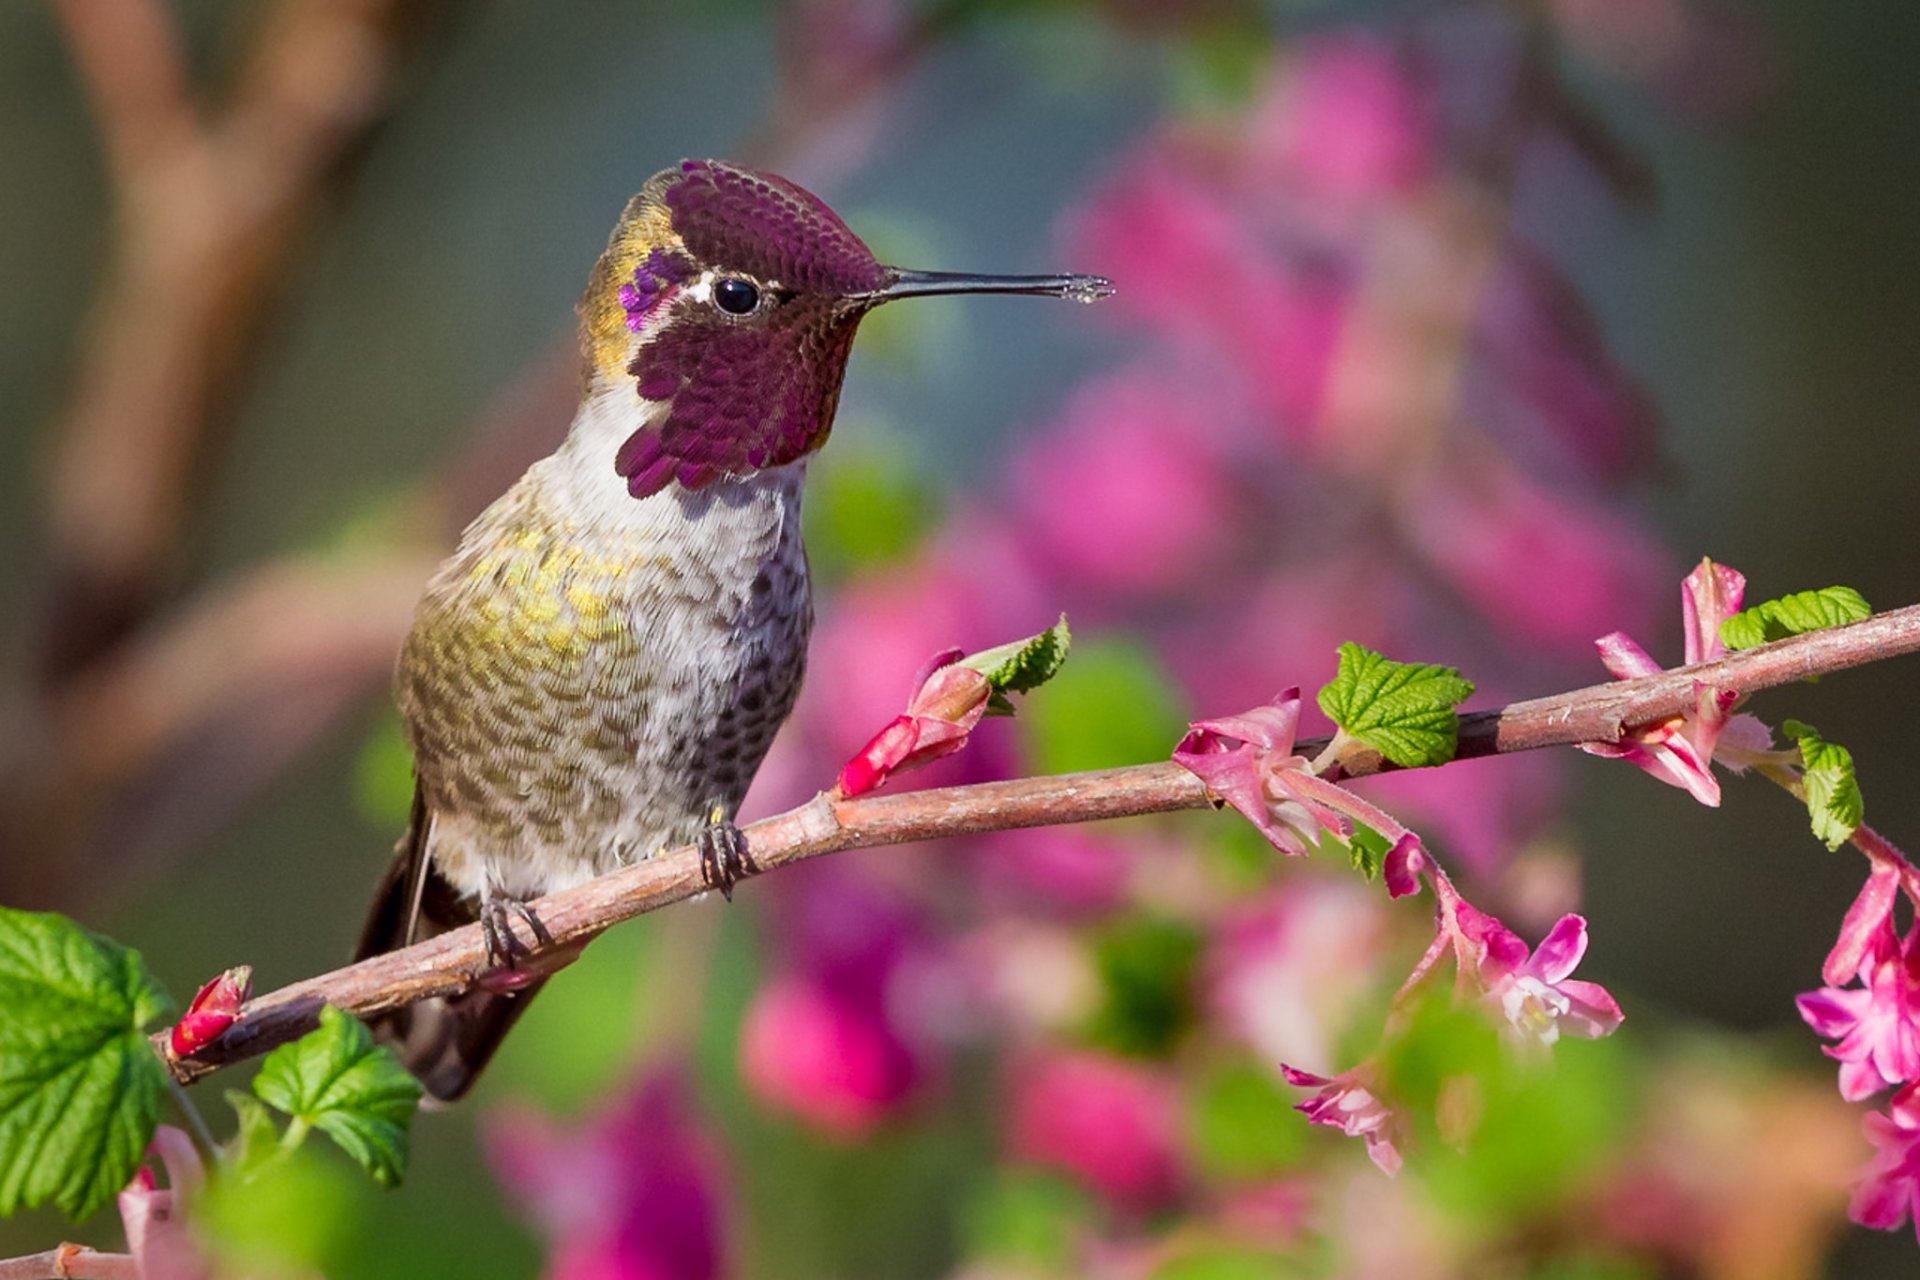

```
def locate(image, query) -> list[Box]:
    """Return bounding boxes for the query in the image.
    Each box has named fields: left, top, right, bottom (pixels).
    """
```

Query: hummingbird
left=355, top=158, right=1112, bottom=1101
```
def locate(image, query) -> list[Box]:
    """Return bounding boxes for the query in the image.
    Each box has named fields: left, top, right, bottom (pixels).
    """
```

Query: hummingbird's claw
left=479, top=891, right=551, bottom=971
left=697, top=807, right=756, bottom=901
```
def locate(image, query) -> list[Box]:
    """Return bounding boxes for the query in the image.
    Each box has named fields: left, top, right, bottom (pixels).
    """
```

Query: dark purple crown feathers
left=614, top=161, right=883, bottom=500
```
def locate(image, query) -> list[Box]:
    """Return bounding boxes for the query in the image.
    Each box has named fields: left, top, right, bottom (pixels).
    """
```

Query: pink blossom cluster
left=1801, top=861, right=1920, bottom=1240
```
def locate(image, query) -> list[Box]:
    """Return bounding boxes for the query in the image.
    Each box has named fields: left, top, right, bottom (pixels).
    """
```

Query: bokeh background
left=3, top=1, right=1918, bottom=1276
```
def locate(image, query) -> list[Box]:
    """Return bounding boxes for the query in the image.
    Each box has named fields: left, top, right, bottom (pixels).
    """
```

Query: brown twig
left=0, top=1247, right=137, bottom=1280
left=158, top=602, right=1920, bottom=1083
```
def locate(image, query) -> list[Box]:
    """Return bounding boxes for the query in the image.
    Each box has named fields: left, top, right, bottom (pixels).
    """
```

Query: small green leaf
left=1719, top=586, right=1871, bottom=651
left=1783, top=720, right=1864, bottom=850
left=222, top=1090, right=284, bottom=1176
left=253, top=1006, right=422, bottom=1188
left=960, top=614, right=1072, bottom=715
left=0, top=908, right=170, bottom=1220
left=1317, top=643, right=1476, bottom=768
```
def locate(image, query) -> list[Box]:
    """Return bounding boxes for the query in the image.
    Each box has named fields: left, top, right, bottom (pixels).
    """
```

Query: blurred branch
left=160, top=602, right=1920, bottom=1083
left=0, top=1247, right=137, bottom=1280
left=39, top=0, right=438, bottom=682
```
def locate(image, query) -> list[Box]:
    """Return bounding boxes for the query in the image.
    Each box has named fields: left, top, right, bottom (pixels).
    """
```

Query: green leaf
left=1719, top=586, right=1871, bottom=651
left=253, top=1006, right=422, bottom=1188
left=1783, top=720, right=1864, bottom=850
left=222, top=1090, right=284, bottom=1176
left=1316, top=643, right=1476, bottom=768
left=961, top=614, right=1072, bottom=714
left=0, top=908, right=169, bottom=1220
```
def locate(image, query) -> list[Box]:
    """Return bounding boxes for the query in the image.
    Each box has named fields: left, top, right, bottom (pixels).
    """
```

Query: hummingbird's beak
left=867, top=268, right=1115, bottom=306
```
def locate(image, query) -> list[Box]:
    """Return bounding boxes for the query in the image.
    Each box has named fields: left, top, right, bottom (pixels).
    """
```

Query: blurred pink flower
left=1247, top=37, right=1432, bottom=208
left=738, top=864, right=941, bottom=1135
left=1007, top=1050, right=1185, bottom=1211
left=487, top=1070, right=727, bottom=1280
left=1800, top=914, right=1920, bottom=1103
left=119, top=1127, right=210, bottom=1280
left=1208, top=878, right=1388, bottom=1072
left=1580, top=558, right=1773, bottom=805
left=740, top=974, right=921, bottom=1137
left=1851, top=1083, right=1920, bottom=1242
left=1279, top=1063, right=1402, bottom=1176
left=1405, top=453, right=1667, bottom=655
left=1461, top=907, right=1624, bottom=1047
left=1010, top=370, right=1237, bottom=599
left=972, top=825, right=1131, bottom=917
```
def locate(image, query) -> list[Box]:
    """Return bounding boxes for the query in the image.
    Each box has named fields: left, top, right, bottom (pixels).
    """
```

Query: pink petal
left=1840, top=1055, right=1890, bottom=1104
left=1595, top=630, right=1661, bottom=680
left=1826, top=865, right=1902, bottom=986
left=1382, top=834, right=1425, bottom=899
left=837, top=715, right=922, bottom=797
left=1527, top=915, right=1590, bottom=985
left=1714, top=712, right=1774, bottom=767
left=1279, top=1064, right=1331, bottom=1089
left=1682, top=558, right=1746, bottom=666
left=1553, top=978, right=1625, bottom=1038
left=1798, top=986, right=1872, bottom=1039
left=1186, top=694, right=1304, bottom=756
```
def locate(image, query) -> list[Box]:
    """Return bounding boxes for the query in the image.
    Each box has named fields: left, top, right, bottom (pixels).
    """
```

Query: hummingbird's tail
left=354, top=784, right=546, bottom=1104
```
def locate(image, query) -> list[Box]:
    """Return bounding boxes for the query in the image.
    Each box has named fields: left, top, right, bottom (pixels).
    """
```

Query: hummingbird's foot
left=479, top=890, right=552, bottom=972
left=697, top=804, right=757, bottom=901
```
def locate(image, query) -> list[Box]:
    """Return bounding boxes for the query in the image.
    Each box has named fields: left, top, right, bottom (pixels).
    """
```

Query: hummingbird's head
left=580, top=159, right=1113, bottom=498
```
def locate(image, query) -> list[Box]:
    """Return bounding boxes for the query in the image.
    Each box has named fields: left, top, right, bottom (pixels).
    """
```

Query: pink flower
left=1464, top=908, right=1625, bottom=1046
left=1278, top=1064, right=1402, bottom=1176
left=119, top=1127, right=210, bottom=1280
left=1247, top=37, right=1432, bottom=208
left=1009, top=369, right=1237, bottom=598
left=168, top=965, right=251, bottom=1059
left=740, top=977, right=921, bottom=1137
left=487, top=1070, right=726, bottom=1280
left=1851, top=1083, right=1920, bottom=1241
left=1799, top=915, right=1920, bottom=1102
left=1579, top=558, right=1772, bottom=805
left=835, top=649, right=991, bottom=797
left=1006, top=1050, right=1184, bottom=1211
left=1173, top=690, right=1424, bottom=868
left=737, top=864, right=941, bottom=1135
left=1208, top=879, right=1389, bottom=1071
left=1405, top=452, right=1666, bottom=655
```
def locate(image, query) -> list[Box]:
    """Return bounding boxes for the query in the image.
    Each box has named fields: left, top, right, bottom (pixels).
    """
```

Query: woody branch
left=157, top=602, right=1920, bottom=1083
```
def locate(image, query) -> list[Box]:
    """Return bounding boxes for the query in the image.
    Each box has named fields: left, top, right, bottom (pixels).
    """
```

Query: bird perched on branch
left=355, top=159, right=1111, bottom=1101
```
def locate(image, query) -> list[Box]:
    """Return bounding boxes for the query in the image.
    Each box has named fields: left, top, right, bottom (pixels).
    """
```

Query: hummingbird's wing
left=354, top=781, right=548, bottom=1103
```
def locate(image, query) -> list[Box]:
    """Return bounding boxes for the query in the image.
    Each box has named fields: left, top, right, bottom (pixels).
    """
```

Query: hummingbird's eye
left=713, top=277, right=761, bottom=316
